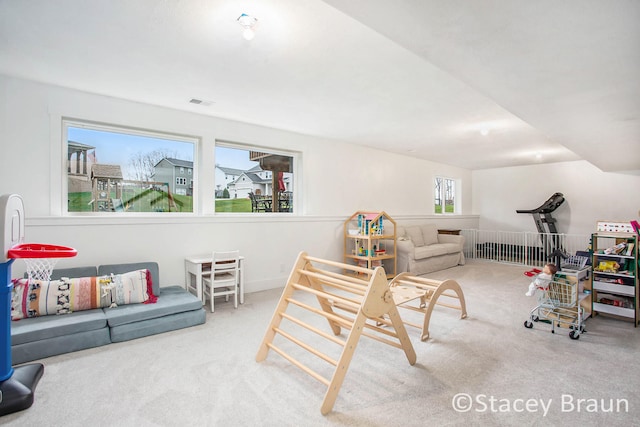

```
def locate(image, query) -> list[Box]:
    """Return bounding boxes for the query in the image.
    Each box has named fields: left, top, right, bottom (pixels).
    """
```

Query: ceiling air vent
left=189, top=98, right=214, bottom=106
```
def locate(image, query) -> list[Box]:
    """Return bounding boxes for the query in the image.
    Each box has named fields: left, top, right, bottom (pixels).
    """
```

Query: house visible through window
left=215, top=143, right=296, bottom=213
left=434, top=176, right=457, bottom=214
left=64, top=120, right=196, bottom=213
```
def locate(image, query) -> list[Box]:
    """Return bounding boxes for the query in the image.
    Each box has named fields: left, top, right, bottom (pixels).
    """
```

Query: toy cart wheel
left=532, top=316, right=539, bottom=322
left=569, top=330, right=580, bottom=340
left=524, top=320, right=533, bottom=329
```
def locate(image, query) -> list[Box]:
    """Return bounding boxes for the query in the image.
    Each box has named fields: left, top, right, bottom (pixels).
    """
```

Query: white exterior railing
left=461, top=229, right=590, bottom=267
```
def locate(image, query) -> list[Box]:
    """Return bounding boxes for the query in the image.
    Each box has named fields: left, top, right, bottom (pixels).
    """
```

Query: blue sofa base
left=12, top=328, right=111, bottom=365
left=110, top=306, right=205, bottom=343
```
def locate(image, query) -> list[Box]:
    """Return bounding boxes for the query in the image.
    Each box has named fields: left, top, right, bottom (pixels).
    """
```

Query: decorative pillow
left=421, top=224, right=439, bottom=246
left=11, top=279, right=33, bottom=320
left=11, top=276, right=106, bottom=320
left=11, top=269, right=157, bottom=320
left=99, top=269, right=157, bottom=307
left=405, top=226, right=425, bottom=247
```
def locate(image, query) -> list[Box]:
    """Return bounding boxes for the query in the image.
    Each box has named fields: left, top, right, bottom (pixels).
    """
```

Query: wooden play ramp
left=388, top=272, right=467, bottom=341
left=256, top=252, right=416, bottom=415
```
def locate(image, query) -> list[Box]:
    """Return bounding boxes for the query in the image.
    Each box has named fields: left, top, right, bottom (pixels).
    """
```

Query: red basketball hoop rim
left=7, top=243, right=78, bottom=259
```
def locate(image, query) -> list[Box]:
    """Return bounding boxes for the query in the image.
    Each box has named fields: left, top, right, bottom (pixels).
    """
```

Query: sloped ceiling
left=0, top=0, right=638, bottom=171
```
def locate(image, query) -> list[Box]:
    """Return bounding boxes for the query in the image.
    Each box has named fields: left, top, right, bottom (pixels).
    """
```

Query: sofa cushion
left=414, top=244, right=448, bottom=259
left=11, top=309, right=107, bottom=345
left=440, top=242, right=463, bottom=255
left=421, top=224, right=439, bottom=246
left=49, top=266, right=98, bottom=280
left=405, top=226, right=425, bottom=247
left=103, top=286, right=203, bottom=327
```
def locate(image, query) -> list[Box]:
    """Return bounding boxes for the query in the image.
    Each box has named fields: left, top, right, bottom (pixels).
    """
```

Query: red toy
left=523, top=268, right=542, bottom=277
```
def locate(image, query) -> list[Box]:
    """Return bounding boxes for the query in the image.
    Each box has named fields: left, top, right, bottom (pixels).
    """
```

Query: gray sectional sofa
left=11, top=261, right=205, bottom=364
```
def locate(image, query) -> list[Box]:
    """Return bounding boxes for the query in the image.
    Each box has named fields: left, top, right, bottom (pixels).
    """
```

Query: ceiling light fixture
left=480, top=128, right=490, bottom=136
left=237, top=13, right=258, bottom=41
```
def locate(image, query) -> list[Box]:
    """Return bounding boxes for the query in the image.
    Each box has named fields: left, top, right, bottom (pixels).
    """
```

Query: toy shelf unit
left=590, top=231, right=639, bottom=326
left=344, top=211, right=396, bottom=279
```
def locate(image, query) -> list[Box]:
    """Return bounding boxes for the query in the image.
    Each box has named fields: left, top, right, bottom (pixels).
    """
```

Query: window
left=214, top=143, right=296, bottom=213
left=64, top=119, right=196, bottom=213
left=434, top=176, right=457, bottom=214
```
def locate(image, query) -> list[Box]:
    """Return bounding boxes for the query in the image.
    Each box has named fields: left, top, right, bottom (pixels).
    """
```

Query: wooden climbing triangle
left=256, top=252, right=416, bottom=415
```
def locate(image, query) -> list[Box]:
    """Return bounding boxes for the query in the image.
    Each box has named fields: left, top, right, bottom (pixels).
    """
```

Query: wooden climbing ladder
left=256, top=252, right=416, bottom=415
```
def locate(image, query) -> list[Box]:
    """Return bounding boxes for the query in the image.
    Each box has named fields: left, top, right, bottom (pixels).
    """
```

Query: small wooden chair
left=202, top=250, right=240, bottom=312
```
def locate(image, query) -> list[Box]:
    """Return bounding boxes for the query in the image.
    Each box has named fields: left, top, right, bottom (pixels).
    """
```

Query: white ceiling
left=1, top=0, right=638, bottom=171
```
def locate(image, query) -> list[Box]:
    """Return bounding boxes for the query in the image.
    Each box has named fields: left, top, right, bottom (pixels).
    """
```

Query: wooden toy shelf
left=343, top=211, right=396, bottom=278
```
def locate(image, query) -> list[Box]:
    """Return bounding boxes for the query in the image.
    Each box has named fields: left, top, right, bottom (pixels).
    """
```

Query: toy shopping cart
left=524, top=276, right=585, bottom=340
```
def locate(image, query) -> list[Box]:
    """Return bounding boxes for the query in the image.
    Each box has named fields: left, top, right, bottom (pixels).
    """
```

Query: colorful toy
left=523, top=268, right=542, bottom=277
left=595, top=260, right=620, bottom=273
left=603, top=242, right=627, bottom=255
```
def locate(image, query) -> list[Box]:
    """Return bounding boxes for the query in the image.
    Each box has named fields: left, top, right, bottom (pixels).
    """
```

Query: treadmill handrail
left=516, top=192, right=564, bottom=214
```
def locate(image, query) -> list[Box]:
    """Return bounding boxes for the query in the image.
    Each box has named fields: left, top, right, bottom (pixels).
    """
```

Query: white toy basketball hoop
left=8, top=243, right=77, bottom=282
left=0, top=194, right=79, bottom=416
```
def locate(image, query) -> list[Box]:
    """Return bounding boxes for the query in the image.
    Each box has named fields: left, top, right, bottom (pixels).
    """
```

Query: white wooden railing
left=461, top=229, right=590, bottom=267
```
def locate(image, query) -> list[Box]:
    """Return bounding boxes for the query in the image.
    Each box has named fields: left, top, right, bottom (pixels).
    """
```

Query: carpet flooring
left=2, top=260, right=639, bottom=426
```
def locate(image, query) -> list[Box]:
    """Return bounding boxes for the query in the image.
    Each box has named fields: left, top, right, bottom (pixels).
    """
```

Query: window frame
left=434, top=175, right=459, bottom=215
left=214, top=140, right=300, bottom=215
left=62, top=118, right=199, bottom=216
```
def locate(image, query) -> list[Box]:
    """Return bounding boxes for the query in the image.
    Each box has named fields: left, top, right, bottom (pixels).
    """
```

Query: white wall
left=473, top=161, right=640, bottom=236
left=0, top=75, right=477, bottom=289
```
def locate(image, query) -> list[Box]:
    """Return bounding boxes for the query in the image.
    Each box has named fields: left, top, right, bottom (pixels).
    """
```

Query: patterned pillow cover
left=11, top=269, right=157, bottom=320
